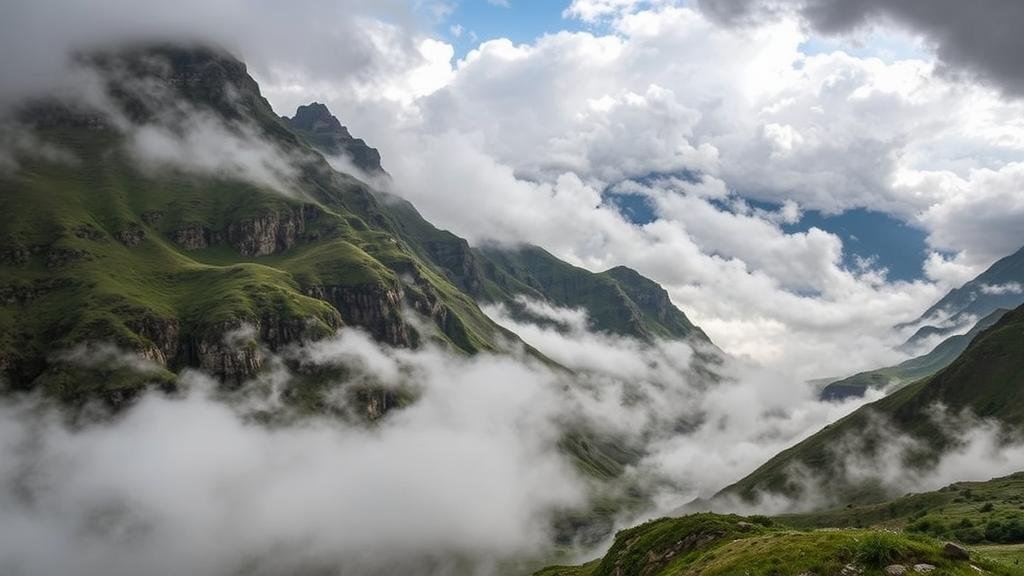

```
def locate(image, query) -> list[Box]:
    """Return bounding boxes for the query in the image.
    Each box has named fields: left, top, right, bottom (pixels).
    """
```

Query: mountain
left=0, top=44, right=517, bottom=402
left=903, top=246, right=1024, bottom=350
left=0, top=44, right=717, bottom=531
left=820, top=308, right=1011, bottom=401
left=717, top=303, right=1024, bottom=507
left=285, top=103, right=712, bottom=347
left=283, top=102, right=384, bottom=175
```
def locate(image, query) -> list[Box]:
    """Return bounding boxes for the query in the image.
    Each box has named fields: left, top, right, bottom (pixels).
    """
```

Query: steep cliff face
left=305, top=284, right=412, bottom=346
left=170, top=205, right=321, bottom=256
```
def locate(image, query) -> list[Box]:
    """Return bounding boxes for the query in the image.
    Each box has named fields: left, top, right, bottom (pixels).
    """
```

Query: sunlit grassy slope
left=535, top=513, right=1021, bottom=576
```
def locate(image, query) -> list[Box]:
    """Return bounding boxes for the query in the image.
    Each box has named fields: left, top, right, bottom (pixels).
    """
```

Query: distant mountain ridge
left=902, top=245, right=1024, bottom=349
left=820, top=307, right=1011, bottom=401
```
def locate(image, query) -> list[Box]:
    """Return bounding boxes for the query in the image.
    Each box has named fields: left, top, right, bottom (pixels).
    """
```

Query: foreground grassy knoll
left=535, top=513, right=1020, bottom=576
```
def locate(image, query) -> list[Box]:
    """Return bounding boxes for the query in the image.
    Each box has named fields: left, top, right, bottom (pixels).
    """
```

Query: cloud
left=482, top=300, right=877, bottom=507
left=126, top=113, right=303, bottom=195
left=697, top=0, right=1024, bottom=97
left=0, top=332, right=586, bottom=576
left=980, top=282, right=1023, bottom=296
left=0, top=297, right=890, bottom=575
left=337, top=3, right=1024, bottom=380
left=907, top=162, right=1024, bottom=266
left=0, top=0, right=440, bottom=114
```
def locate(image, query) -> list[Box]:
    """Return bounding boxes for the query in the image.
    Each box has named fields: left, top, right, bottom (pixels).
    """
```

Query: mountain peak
left=288, top=102, right=350, bottom=136
left=80, top=42, right=268, bottom=123
left=285, top=101, right=384, bottom=175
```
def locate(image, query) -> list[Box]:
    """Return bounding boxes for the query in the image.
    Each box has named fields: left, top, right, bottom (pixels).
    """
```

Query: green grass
left=535, top=513, right=1020, bottom=576
left=779, top=472, right=1024, bottom=547
left=974, top=544, right=1024, bottom=570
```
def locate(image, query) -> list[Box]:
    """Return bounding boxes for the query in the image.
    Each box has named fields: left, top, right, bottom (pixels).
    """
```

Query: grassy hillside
left=535, top=513, right=1018, bottom=576
left=717, top=305, right=1024, bottom=506
left=0, top=45, right=527, bottom=402
left=284, top=105, right=710, bottom=345
left=821, top=308, right=1010, bottom=401
left=780, top=472, right=1024, bottom=545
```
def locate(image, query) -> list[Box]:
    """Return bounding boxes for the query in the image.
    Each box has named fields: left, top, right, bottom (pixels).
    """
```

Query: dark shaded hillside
left=822, top=308, right=1011, bottom=401
left=717, top=304, right=1024, bottom=507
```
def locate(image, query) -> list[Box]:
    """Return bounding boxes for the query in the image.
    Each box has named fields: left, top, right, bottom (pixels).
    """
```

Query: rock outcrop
left=305, top=284, right=411, bottom=347
left=285, top=102, right=384, bottom=175
left=171, top=205, right=321, bottom=256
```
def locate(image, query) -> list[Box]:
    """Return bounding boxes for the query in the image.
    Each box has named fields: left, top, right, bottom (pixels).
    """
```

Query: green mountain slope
left=821, top=308, right=1011, bottom=401
left=287, top=102, right=710, bottom=346
left=718, top=304, right=1024, bottom=507
left=903, top=246, right=1024, bottom=350
left=0, top=45, right=525, bottom=400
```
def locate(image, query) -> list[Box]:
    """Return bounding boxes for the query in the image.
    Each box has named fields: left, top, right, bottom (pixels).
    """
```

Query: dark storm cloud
left=698, top=0, right=1024, bottom=96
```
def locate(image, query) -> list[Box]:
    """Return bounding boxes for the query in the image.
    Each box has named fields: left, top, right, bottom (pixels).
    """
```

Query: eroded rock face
left=196, top=338, right=263, bottom=386
left=0, top=278, right=76, bottom=306
left=188, top=313, right=336, bottom=386
left=227, top=206, right=319, bottom=257
left=307, top=284, right=412, bottom=347
left=171, top=205, right=320, bottom=256
left=171, top=225, right=211, bottom=250
left=126, top=314, right=181, bottom=366
left=422, top=236, right=484, bottom=295
left=116, top=227, right=146, bottom=247
left=286, top=102, right=384, bottom=174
